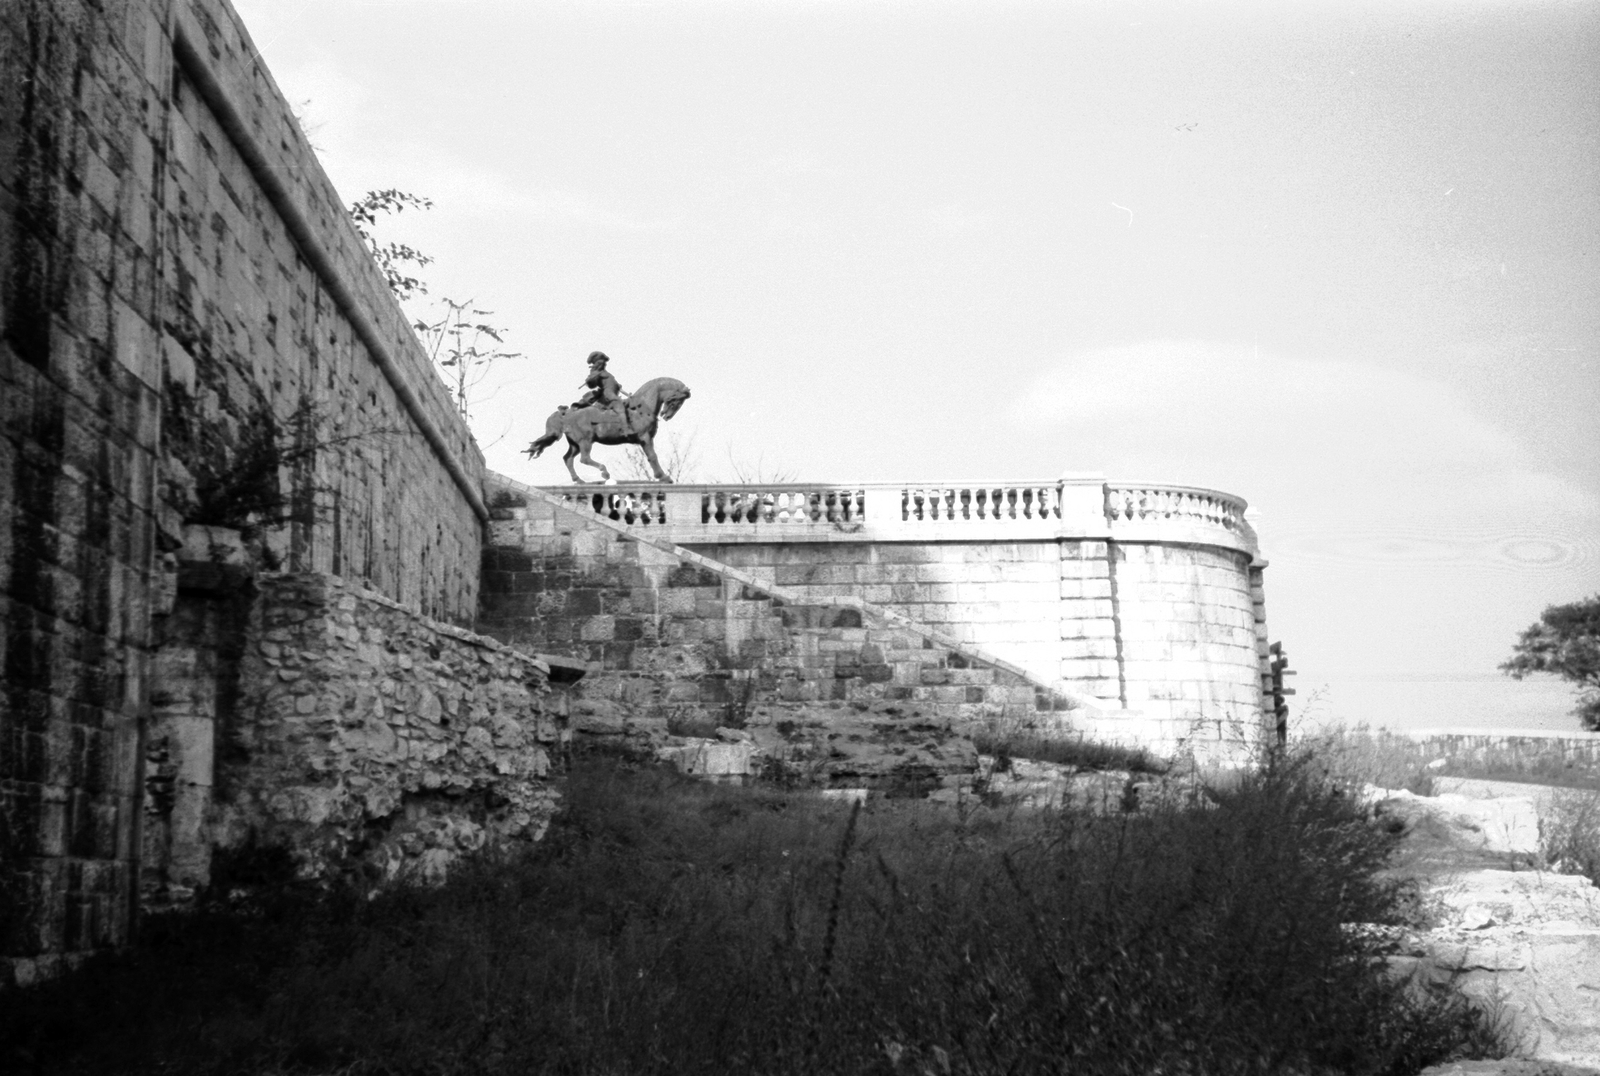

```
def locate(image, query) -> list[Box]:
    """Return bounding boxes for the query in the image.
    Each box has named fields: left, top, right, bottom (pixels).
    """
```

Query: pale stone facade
left=518, top=478, right=1271, bottom=744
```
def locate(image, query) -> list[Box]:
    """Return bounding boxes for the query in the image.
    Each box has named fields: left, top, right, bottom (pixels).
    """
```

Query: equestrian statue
left=525, top=351, right=692, bottom=483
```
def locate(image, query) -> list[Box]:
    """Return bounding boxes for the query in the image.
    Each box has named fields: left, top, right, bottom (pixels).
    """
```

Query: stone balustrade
left=532, top=478, right=1257, bottom=557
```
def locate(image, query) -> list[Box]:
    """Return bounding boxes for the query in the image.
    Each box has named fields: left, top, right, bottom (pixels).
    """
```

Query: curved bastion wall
left=529, top=477, right=1271, bottom=734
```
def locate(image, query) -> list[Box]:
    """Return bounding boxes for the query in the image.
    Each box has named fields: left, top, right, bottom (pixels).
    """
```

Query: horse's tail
left=525, top=411, right=567, bottom=459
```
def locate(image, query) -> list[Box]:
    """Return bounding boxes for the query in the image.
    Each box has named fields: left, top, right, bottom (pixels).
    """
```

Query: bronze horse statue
left=525, top=377, right=692, bottom=483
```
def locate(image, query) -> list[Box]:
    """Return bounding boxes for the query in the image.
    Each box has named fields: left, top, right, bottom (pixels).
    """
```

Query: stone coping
left=259, top=572, right=549, bottom=673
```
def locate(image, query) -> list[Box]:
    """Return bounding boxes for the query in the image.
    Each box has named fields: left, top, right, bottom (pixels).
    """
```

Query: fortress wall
left=192, top=573, right=559, bottom=897
left=2, top=0, right=484, bottom=982
left=483, top=481, right=1271, bottom=757
left=1112, top=543, right=1264, bottom=728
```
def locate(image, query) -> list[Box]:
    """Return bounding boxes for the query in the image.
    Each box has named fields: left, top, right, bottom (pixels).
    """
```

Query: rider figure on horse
left=574, top=352, right=629, bottom=428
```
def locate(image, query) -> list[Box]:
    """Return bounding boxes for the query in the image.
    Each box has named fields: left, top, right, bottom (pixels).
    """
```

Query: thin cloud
left=1018, top=340, right=1598, bottom=523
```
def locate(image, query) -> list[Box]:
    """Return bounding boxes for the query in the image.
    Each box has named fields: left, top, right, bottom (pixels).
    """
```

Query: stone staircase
left=476, top=479, right=1097, bottom=788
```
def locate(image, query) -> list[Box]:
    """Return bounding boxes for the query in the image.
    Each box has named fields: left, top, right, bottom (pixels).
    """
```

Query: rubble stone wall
left=2, top=0, right=484, bottom=982
left=200, top=573, right=561, bottom=893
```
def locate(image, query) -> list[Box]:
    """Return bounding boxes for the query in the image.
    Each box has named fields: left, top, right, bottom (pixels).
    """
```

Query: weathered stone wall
left=477, top=485, right=1271, bottom=771
left=478, top=518, right=1058, bottom=737
left=700, top=540, right=1066, bottom=690
left=142, top=570, right=561, bottom=915
left=2, top=0, right=486, bottom=982
left=1390, top=729, right=1600, bottom=777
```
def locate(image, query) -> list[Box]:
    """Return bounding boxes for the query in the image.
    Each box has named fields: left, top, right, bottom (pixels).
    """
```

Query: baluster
left=912, top=489, right=925, bottom=521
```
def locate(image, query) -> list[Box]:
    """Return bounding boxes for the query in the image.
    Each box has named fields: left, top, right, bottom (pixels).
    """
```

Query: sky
left=232, top=0, right=1599, bottom=731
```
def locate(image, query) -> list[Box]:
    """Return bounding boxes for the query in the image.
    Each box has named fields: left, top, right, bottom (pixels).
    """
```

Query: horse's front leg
left=563, top=439, right=589, bottom=483
left=637, top=432, right=672, bottom=483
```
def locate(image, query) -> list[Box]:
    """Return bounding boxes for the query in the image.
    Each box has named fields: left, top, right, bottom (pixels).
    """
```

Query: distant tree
left=1501, top=595, right=1600, bottom=730
left=723, top=448, right=797, bottom=485
left=618, top=427, right=700, bottom=483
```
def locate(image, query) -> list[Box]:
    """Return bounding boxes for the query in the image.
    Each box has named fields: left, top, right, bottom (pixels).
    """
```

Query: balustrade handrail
left=1105, top=481, right=1249, bottom=513
left=531, top=477, right=1248, bottom=505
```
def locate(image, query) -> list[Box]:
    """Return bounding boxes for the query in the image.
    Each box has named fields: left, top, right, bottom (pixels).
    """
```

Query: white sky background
left=232, top=0, right=1600, bottom=731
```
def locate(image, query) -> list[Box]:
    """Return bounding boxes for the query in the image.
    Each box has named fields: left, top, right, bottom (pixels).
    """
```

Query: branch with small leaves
left=413, top=299, right=524, bottom=420
left=349, top=189, right=435, bottom=303
left=347, top=189, right=524, bottom=421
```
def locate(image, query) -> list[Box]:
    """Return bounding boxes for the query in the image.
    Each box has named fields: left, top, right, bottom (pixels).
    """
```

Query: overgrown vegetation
left=1300, top=724, right=1600, bottom=887
left=1, top=748, right=1507, bottom=1075
left=1303, top=724, right=1600, bottom=794
left=1540, top=787, right=1600, bottom=888
left=973, top=727, right=1167, bottom=775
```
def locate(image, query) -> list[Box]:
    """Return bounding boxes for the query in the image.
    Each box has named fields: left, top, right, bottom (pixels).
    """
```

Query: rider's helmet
left=587, top=351, right=610, bottom=367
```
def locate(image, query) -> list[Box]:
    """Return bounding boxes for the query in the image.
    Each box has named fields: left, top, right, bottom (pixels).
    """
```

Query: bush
left=1, top=751, right=1506, bottom=1075
left=973, top=729, right=1166, bottom=775
left=1541, top=787, right=1600, bottom=886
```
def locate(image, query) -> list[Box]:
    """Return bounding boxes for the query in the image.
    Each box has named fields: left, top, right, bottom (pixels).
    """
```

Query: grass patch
left=2, top=748, right=1506, bottom=1075
left=972, top=729, right=1167, bottom=775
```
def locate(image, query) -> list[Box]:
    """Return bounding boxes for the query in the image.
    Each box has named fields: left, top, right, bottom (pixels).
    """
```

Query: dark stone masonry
left=1, top=0, right=505, bottom=986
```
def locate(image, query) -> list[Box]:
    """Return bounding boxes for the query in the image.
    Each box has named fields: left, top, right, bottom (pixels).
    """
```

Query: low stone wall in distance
left=1397, top=728, right=1600, bottom=781
left=201, top=574, right=562, bottom=894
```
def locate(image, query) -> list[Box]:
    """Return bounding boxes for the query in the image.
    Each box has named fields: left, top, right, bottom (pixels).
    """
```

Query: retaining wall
left=527, top=480, right=1271, bottom=737
left=2, top=0, right=484, bottom=982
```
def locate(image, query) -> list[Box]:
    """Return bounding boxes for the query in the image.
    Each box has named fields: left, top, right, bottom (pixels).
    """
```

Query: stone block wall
left=2, top=0, right=486, bottom=981
left=692, top=536, right=1265, bottom=731
left=142, top=571, right=560, bottom=915
left=1112, top=542, right=1263, bottom=728
left=700, top=540, right=1066, bottom=693
left=477, top=503, right=1063, bottom=742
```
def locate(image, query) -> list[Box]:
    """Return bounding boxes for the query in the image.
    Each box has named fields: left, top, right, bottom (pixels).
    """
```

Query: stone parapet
left=535, top=478, right=1258, bottom=559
